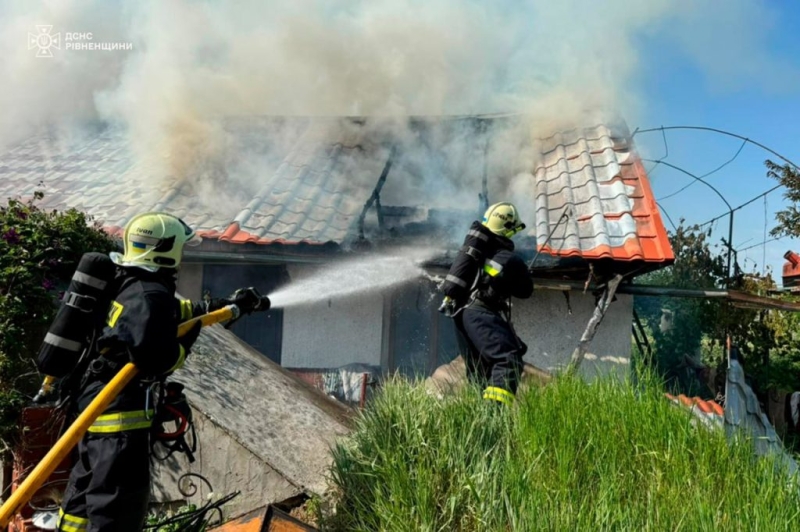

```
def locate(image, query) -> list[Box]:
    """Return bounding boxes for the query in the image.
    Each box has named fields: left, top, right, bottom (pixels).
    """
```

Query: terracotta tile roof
left=664, top=393, right=724, bottom=430
left=0, top=118, right=673, bottom=262
left=533, top=124, right=674, bottom=263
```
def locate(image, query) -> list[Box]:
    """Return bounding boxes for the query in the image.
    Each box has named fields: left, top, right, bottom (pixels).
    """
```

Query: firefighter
left=57, top=212, right=260, bottom=532
left=451, top=202, right=533, bottom=406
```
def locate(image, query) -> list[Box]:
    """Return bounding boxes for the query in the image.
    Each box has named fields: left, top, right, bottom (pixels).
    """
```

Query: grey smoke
left=1, top=0, right=796, bottom=216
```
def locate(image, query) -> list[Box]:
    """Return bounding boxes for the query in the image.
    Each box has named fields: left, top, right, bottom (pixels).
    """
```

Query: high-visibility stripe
left=44, top=333, right=82, bottom=352
left=445, top=274, right=468, bottom=288
left=483, top=258, right=503, bottom=277
left=167, top=345, right=187, bottom=373
left=106, top=301, right=124, bottom=327
left=467, top=229, right=489, bottom=241
left=71, top=270, right=107, bottom=290
left=483, top=386, right=514, bottom=405
left=179, top=299, right=194, bottom=321
left=88, top=409, right=154, bottom=433
left=58, top=509, right=88, bottom=531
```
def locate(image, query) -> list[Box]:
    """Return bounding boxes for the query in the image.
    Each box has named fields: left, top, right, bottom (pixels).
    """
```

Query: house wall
left=514, top=290, right=633, bottom=379
left=151, top=409, right=300, bottom=520
left=281, top=264, right=384, bottom=369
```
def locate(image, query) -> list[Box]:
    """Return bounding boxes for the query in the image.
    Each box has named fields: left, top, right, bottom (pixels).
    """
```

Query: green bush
left=326, top=376, right=800, bottom=531
left=0, top=193, right=115, bottom=450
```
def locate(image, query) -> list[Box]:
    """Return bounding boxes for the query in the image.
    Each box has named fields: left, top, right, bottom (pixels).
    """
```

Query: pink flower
left=2, top=228, right=19, bottom=244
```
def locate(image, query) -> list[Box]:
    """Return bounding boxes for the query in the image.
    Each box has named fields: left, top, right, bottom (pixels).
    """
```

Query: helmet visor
left=180, top=219, right=202, bottom=247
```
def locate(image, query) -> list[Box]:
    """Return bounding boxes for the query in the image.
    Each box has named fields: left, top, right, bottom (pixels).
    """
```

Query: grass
left=324, top=373, right=800, bottom=531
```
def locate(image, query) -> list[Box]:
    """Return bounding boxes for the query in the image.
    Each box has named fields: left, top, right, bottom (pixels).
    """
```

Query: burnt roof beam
left=357, top=145, right=396, bottom=240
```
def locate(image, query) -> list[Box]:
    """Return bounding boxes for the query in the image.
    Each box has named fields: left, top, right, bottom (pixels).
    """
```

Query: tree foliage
left=634, top=221, right=799, bottom=398
left=0, top=194, right=115, bottom=450
left=767, top=159, right=800, bottom=238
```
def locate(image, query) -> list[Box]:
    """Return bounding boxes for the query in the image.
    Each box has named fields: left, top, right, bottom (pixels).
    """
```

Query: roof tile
left=0, top=118, right=672, bottom=257
left=534, top=124, right=673, bottom=263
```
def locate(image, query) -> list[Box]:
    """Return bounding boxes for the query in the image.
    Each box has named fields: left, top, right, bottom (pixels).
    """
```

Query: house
left=0, top=114, right=674, bottom=388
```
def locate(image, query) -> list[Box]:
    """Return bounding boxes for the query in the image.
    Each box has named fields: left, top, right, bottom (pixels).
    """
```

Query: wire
left=643, top=159, right=732, bottom=210
left=656, top=201, right=678, bottom=231
left=736, top=235, right=786, bottom=253
left=645, top=127, right=670, bottom=175
left=657, top=139, right=747, bottom=202
left=763, top=195, right=768, bottom=276
left=632, top=125, right=800, bottom=171
left=697, top=184, right=783, bottom=228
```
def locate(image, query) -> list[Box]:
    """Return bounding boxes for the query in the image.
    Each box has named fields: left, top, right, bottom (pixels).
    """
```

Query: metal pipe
left=528, top=207, right=570, bottom=269
left=727, top=211, right=734, bottom=286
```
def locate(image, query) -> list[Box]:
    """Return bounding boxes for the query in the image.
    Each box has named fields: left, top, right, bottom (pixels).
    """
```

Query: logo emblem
left=28, top=25, right=61, bottom=58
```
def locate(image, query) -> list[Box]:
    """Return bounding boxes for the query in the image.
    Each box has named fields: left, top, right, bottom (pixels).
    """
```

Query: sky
left=632, top=0, right=800, bottom=281
left=1, top=0, right=799, bottom=281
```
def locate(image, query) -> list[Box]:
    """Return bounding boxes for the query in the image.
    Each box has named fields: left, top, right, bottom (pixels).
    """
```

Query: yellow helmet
left=111, top=212, right=201, bottom=271
left=482, top=202, right=526, bottom=238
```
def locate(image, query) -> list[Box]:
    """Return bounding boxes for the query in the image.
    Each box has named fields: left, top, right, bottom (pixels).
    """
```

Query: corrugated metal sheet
left=667, top=358, right=799, bottom=477
left=533, top=124, right=673, bottom=263
left=724, top=357, right=799, bottom=475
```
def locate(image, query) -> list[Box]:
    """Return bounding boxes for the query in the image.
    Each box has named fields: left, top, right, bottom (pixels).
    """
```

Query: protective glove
left=438, top=296, right=456, bottom=317
left=177, top=320, right=202, bottom=356
left=226, top=287, right=264, bottom=314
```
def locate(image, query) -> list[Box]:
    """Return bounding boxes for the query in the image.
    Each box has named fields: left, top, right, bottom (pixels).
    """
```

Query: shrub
left=0, top=193, right=115, bottom=450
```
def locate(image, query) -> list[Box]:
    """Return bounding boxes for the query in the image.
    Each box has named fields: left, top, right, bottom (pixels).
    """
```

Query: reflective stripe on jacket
left=87, top=409, right=155, bottom=433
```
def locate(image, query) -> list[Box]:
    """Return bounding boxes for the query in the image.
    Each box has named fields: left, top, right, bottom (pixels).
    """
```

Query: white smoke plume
left=0, top=0, right=796, bottom=213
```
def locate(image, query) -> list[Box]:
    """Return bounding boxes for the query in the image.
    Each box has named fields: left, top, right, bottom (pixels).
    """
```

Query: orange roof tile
left=533, top=125, right=674, bottom=264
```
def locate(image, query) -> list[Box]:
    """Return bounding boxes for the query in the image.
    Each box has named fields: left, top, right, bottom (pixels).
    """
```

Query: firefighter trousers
left=455, top=307, right=526, bottom=400
left=58, top=429, right=151, bottom=532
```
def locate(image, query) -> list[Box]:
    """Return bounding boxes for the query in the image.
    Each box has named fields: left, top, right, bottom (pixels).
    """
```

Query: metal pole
left=727, top=210, right=734, bottom=287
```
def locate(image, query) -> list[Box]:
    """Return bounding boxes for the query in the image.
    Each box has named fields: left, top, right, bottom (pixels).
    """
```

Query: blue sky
left=633, top=1, right=800, bottom=280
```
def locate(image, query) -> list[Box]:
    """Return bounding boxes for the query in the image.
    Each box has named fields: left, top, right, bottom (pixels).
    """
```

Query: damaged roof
left=532, top=125, right=673, bottom=263
left=0, top=117, right=673, bottom=264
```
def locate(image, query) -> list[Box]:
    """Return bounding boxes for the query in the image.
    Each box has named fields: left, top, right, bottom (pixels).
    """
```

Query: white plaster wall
left=281, top=264, right=384, bottom=369
left=514, top=291, right=633, bottom=380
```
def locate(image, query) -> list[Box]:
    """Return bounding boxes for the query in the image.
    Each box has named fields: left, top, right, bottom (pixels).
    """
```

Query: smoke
left=1, top=0, right=796, bottom=216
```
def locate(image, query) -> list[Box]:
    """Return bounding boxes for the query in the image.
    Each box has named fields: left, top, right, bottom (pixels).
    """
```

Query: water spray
left=267, top=253, right=433, bottom=309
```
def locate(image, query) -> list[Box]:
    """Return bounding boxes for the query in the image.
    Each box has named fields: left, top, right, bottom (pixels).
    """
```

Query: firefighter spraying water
left=439, top=202, right=533, bottom=406
left=0, top=212, right=272, bottom=531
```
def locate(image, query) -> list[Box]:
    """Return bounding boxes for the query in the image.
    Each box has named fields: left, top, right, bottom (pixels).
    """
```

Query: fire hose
left=0, top=298, right=267, bottom=527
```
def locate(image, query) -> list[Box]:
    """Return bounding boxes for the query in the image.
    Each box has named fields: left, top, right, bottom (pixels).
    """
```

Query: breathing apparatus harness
left=150, top=381, right=197, bottom=463
left=438, top=221, right=518, bottom=319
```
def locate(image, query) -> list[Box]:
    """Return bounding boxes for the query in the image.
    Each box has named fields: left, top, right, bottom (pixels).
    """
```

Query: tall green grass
left=325, top=374, right=800, bottom=531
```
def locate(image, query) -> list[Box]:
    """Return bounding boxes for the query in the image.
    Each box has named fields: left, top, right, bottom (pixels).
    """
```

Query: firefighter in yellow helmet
left=441, top=203, right=533, bottom=406
left=57, top=213, right=261, bottom=532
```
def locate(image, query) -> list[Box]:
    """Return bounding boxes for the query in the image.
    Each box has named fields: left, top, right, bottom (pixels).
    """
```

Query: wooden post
left=566, top=274, right=624, bottom=375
